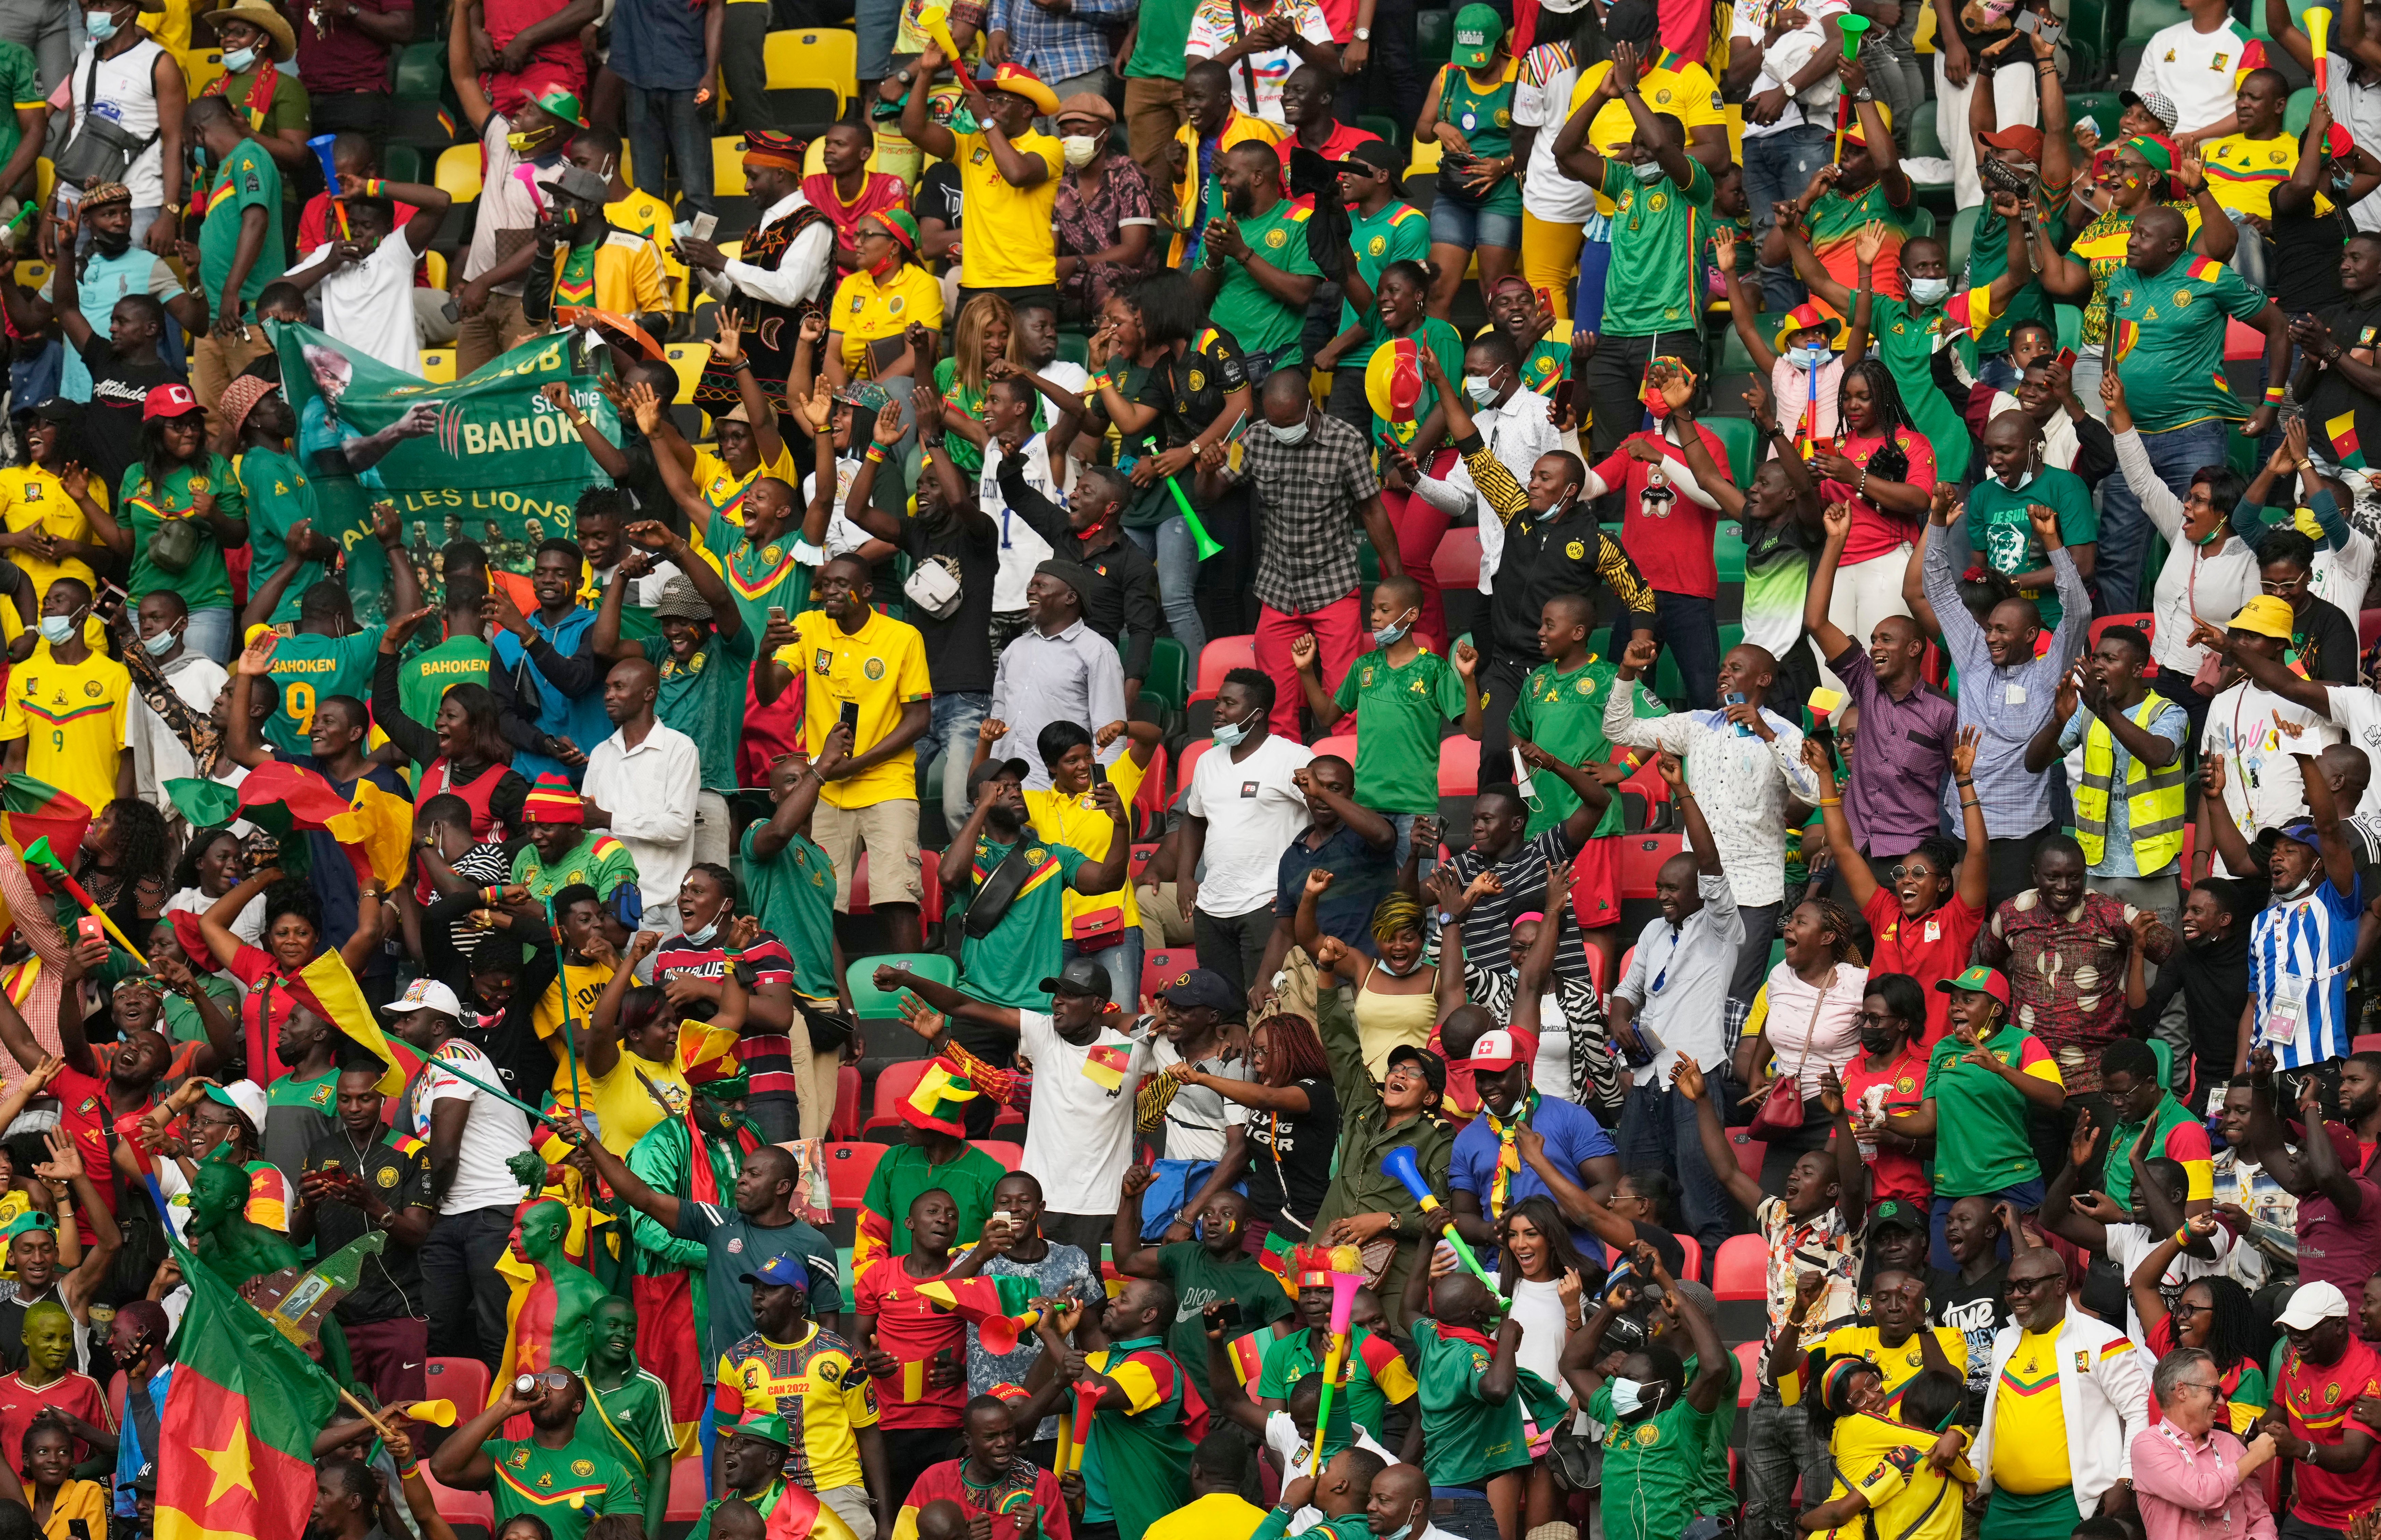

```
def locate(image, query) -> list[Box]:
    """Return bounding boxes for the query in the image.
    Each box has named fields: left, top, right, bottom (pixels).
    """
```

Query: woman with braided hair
left=1291, top=885, right=1453, bottom=1081
left=1807, top=354, right=1939, bottom=692
left=1732, top=894, right=1869, bottom=1198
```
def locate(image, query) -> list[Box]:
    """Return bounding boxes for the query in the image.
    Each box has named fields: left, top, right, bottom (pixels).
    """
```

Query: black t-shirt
left=1928, top=1262, right=2012, bottom=1421
left=1243, top=1075, right=1340, bottom=1236
left=1446, top=827, right=1595, bottom=986
left=2309, top=293, right=2381, bottom=468
left=1124, top=324, right=1254, bottom=526
left=2272, top=195, right=2357, bottom=314
left=78, top=338, right=183, bottom=500
left=2293, top=593, right=2361, bottom=684
left=2138, top=931, right=2251, bottom=1085
left=918, top=162, right=964, bottom=235
left=900, top=504, right=1000, bottom=694
left=303, top=1126, right=435, bottom=1324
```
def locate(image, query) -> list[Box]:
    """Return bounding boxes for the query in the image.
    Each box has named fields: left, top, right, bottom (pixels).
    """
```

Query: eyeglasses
left=1854, top=1010, right=1905, bottom=1025
left=2175, top=1379, right=2223, bottom=1395
left=2174, top=1302, right=2216, bottom=1317
left=2003, top=1274, right=2065, bottom=1296
left=2261, top=574, right=2310, bottom=594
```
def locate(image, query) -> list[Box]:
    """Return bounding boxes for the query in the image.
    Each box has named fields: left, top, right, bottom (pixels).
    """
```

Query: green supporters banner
left=272, top=325, right=623, bottom=617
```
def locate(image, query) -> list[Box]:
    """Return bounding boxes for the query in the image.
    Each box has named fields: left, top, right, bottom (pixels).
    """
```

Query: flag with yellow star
left=154, top=1233, right=340, bottom=1540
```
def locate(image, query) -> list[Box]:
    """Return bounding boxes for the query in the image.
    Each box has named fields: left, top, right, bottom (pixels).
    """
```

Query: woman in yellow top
left=979, top=712, right=1160, bottom=1009
left=824, top=210, right=945, bottom=388
left=21, top=1418, right=109, bottom=1540
left=1796, top=1365, right=1975, bottom=1540
left=563, top=927, right=724, bottom=1156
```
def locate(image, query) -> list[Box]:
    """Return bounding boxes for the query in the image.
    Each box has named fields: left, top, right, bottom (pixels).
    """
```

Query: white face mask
left=681, top=915, right=721, bottom=947
left=1788, top=345, right=1831, bottom=371
left=38, top=613, right=79, bottom=646
left=1379, top=1500, right=1425, bottom=1540
left=1211, top=717, right=1252, bottom=748
left=1267, top=417, right=1311, bottom=445
left=1464, top=374, right=1500, bottom=405
left=84, top=9, right=119, bottom=41
left=1907, top=275, right=1952, bottom=305
left=142, top=624, right=181, bottom=656
left=221, top=45, right=256, bottom=71
left=1610, top=1376, right=1651, bottom=1416
left=1631, top=159, right=1667, bottom=183
left=1061, top=135, right=1099, bottom=170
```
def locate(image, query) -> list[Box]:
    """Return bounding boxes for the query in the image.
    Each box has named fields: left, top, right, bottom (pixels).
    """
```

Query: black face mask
left=1858, top=1028, right=1899, bottom=1055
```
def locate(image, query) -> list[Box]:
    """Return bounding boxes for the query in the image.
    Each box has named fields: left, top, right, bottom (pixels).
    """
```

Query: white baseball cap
left=201, top=1079, right=268, bottom=1133
left=379, top=977, right=463, bottom=1021
left=2278, top=1280, right=2351, bottom=1330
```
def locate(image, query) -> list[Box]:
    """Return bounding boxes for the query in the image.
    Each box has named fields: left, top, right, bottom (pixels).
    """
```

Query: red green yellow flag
left=154, top=1231, right=341, bottom=1540
left=1083, top=1043, right=1132, bottom=1092
left=287, top=948, right=422, bottom=1097
left=1256, top=1231, right=1298, bottom=1298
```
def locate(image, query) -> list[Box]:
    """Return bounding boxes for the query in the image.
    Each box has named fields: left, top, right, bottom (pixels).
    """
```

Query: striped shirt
left=2249, top=873, right=2363, bottom=1071
left=655, top=930, right=799, bottom=1100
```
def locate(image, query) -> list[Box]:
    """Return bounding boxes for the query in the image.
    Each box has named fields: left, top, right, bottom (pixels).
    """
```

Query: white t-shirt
left=1185, top=0, right=1336, bottom=122
left=2105, top=1220, right=2236, bottom=1341
left=2325, top=685, right=2381, bottom=817
left=166, top=884, right=262, bottom=946
left=1183, top=732, right=1314, bottom=917
left=285, top=225, right=428, bottom=377
left=1507, top=1274, right=1571, bottom=1387
left=1148, top=1032, right=1247, bottom=1162
left=1731, top=0, right=1849, bottom=137
left=979, top=433, right=1060, bottom=613
left=1018, top=1010, right=1153, bottom=1214
left=411, top=1039, right=535, bottom=1214
left=1514, top=43, right=1595, bottom=224
left=1530, top=996, right=1572, bottom=1102
left=2132, top=18, right=2262, bottom=136
left=2203, top=682, right=2343, bottom=874
left=2313, top=527, right=2375, bottom=616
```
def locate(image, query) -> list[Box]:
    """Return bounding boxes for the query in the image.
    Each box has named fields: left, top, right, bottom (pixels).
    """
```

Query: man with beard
left=715, top=1256, right=887, bottom=1540
left=1186, top=141, right=1322, bottom=379
left=309, top=1458, right=382, bottom=1540
left=624, top=1073, right=760, bottom=1442
left=685, top=1412, right=802, bottom=1540
left=677, top=133, right=835, bottom=411
left=431, top=1369, right=641, bottom=1540
left=30, top=183, right=206, bottom=406
left=294, top=1064, right=435, bottom=1406
left=2264, top=1280, right=2381, bottom=1540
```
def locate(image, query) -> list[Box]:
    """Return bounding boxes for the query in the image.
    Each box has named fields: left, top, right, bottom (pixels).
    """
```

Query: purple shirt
left=1827, top=644, right=1956, bottom=856
left=2129, top=1424, right=2275, bottom=1540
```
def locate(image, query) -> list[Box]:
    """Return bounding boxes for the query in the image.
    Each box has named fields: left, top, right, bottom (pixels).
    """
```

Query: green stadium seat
left=847, top=954, right=956, bottom=1019
left=1707, top=416, right=1759, bottom=490
left=1719, top=313, right=1786, bottom=377
left=1058, top=332, right=1089, bottom=366
left=1949, top=204, right=1980, bottom=277
left=2123, top=0, right=2191, bottom=47
left=383, top=145, right=421, bottom=184
left=1142, top=636, right=1189, bottom=715
left=1360, top=116, right=1402, bottom=152
left=2065, top=92, right=2122, bottom=147
left=1418, top=8, right=1453, bottom=65
left=2286, top=86, right=2316, bottom=135
left=1715, top=525, right=1748, bottom=585
left=394, top=40, right=443, bottom=102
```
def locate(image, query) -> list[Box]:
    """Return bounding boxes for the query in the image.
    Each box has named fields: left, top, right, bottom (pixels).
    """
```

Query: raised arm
left=1672, top=1052, right=1765, bottom=1212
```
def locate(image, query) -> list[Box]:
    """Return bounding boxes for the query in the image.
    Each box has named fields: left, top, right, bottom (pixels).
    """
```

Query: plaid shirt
left=1222, top=411, right=1382, bottom=614
left=1977, top=888, right=2174, bottom=1092
left=985, top=0, right=1132, bottom=88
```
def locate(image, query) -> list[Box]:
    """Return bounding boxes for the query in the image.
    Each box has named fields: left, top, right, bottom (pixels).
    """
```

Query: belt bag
left=1069, top=905, right=1126, bottom=949
left=56, top=53, right=158, bottom=189
left=964, top=846, right=1036, bottom=940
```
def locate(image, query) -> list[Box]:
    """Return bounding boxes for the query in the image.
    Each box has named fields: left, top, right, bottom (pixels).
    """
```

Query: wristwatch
left=1353, top=25, right=1370, bottom=37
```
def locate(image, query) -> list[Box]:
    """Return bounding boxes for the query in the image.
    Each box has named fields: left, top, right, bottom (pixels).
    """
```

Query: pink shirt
left=2129, top=1424, right=2276, bottom=1540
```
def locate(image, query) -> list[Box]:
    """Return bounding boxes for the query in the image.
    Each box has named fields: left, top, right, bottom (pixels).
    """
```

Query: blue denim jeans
left=182, top=605, right=235, bottom=665
left=1572, top=229, right=1613, bottom=332
left=1063, top=931, right=1142, bottom=1011
left=624, top=85, right=715, bottom=215
left=2096, top=416, right=2230, bottom=615
left=1127, top=519, right=1206, bottom=661
left=1742, top=125, right=1832, bottom=314
left=1615, top=1078, right=1735, bottom=1265
left=917, top=690, right=990, bottom=827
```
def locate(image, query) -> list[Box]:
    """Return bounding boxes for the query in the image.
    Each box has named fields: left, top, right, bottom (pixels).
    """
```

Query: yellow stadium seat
left=1409, top=138, right=1443, bottom=174
left=664, top=343, right=710, bottom=402
left=765, top=29, right=857, bottom=93
left=713, top=137, right=747, bottom=197
left=423, top=249, right=448, bottom=290
left=181, top=48, right=224, bottom=96
left=1725, top=102, right=1743, bottom=163
left=1550, top=318, right=1573, bottom=345
left=778, top=74, right=854, bottom=122
left=420, top=348, right=456, bottom=382
left=34, top=158, right=50, bottom=207
left=436, top=144, right=483, bottom=203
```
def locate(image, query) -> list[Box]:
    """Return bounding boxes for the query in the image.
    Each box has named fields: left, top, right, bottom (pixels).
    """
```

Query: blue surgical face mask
left=1379, top=1500, right=1425, bottom=1540
left=1211, top=717, right=1252, bottom=748
left=681, top=916, right=720, bottom=947
left=1631, top=159, right=1667, bottom=184
left=142, top=625, right=180, bottom=656
left=221, top=45, right=255, bottom=71
left=1788, top=345, right=1831, bottom=371
left=1907, top=275, right=1952, bottom=305
left=84, top=9, right=118, bottom=41
left=1464, top=374, right=1500, bottom=405
left=1373, top=609, right=1415, bottom=648
left=1611, top=1376, right=1654, bottom=1417
left=38, top=614, right=77, bottom=645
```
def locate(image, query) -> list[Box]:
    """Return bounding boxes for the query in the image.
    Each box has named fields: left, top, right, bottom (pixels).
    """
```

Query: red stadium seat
left=422, top=1468, right=491, bottom=1536
left=1132, top=744, right=1172, bottom=825
left=1438, top=736, right=1480, bottom=796
left=1177, top=738, right=1215, bottom=794
left=918, top=856, right=943, bottom=925
left=1733, top=1341, right=1761, bottom=1407
left=828, top=1064, right=862, bottom=1140
left=1618, top=833, right=1685, bottom=899
left=2224, top=318, right=2263, bottom=360
left=1713, top=1233, right=1768, bottom=1299
left=1193, top=637, right=1258, bottom=698
left=1433, top=526, right=1482, bottom=589
left=976, top=1140, right=1024, bottom=1166
left=2355, top=1034, right=2381, bottom=1054
left=862, top=1061, right=933, bottom=1138
left=2089, top=613, right=2155, bottom=648
left=848, top=851, right=871, bottom=914
left=1676, top=1234, right=1704, bottom=1281
left=1314, top=733, right=1358, bottom=764
left=424, top=1356, right=489, bottom=1417
left=823, top=1141, right=888, bottom=1208
left=1143, top=948, right=1195, bottom=1000
left=991, top=1104, right=1025, bottom=1128
left=1732, top=1133, right=1766, bottom=1183
left=1129, top=843, right=1158, bottom=880
left=666, top=1456, right=707, bottom=1525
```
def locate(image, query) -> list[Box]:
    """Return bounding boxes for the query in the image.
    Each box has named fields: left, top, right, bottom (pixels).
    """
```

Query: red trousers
left=1254, top=593, right=1364, bottom=737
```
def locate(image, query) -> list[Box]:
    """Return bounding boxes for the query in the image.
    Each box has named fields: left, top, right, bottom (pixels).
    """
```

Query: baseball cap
left=203, top=1078, right=268, bottom=1133
left=1162, top=968, right=1242, bottom=1015
left=1865, top=1198, right=1927, bottom=1240
left=1040, top=956, right=1113, bottom=999
left=966, top=757, right=1032, bottom=800
left=2122, top=134, right=2176, bottom=175
left=1454, top=1028, right=1529, bottom=1073
left=1978, top=124, right=2044, bottom=162
left=729, top=1410, right=793, bottom=1449
left=739, top=1253, right=814, bottom=1292
left=2268, top=817, right=2321, bottom=849
left=1451, top=2, right=1503, bottom=67
left=1385, top=1043, right=1448, bottom=1097
left=1337, top=139, right=1404, bottom=177
left=2278, top=1279, right=2351, bottom=1329
left=2120, top=89, right=2181, bottom=133
left=381, top=977, right=464, bottom=1021
left=538, top=163, right=611, bottom=206
left=143, top=384, right=202, bottom=420
left=1935, top=965, right=2012, bottom=1008
left=2228, top=594, right=2296, bottom=639
left=653, top=574, right=714, bottom=622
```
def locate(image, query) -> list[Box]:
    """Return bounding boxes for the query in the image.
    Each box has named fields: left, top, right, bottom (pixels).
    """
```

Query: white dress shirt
left=1410, top=384, right=1561, bottom=593
left=580, top=717, right=703, bottom=931
left=989, top=618, right=1128, bottom=792
left=1614, top=873, right=1743, bottom=1083
left=1602, top=697, right=1823, bottom=908
left=699, top=190, right=836, bottom=311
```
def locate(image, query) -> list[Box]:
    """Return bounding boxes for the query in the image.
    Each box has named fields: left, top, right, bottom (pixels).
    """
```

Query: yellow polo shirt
left=1567, top=58, right=1728, bottom=215
left=1024, top=751, right=1150, bottom=935
left=952, top=129, right=1065, bottom=289
left=0, top=465, right=101, bottom=601
left=829, top=264, right=947, bottom=376
left=780, top=608, right=932, bottom=810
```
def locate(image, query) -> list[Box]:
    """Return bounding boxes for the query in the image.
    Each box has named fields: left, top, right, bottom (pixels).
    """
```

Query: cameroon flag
left=286, top=947, right=423, bottom=1096
left=915, top=1274, right=1039, bottom=1325
left=1256, top=1231, right=1298, bottom=1299
left=154, top=1229, right=340, bottom=1540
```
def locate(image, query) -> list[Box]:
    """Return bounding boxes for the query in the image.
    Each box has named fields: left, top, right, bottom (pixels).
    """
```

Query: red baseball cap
left=143, top=383, right=201, bottom=420
left=1454, top=1028, right=1531, bottom=1073
left=1978, top=125, right=2045, bottom=162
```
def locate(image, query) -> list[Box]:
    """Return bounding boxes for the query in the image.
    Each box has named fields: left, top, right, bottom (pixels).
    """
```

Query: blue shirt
left=1448, top=1094, right=1618, bottom=1266
left=114, top=1361, right=171, bottom=1514
left=609, top=0, right=708, bottom=89
left=2055, top=697, right=2190, bottom=878
left=2249, top=871, right=2362, bottom=1072
left=1274, top=822, right=1398, bottom=958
